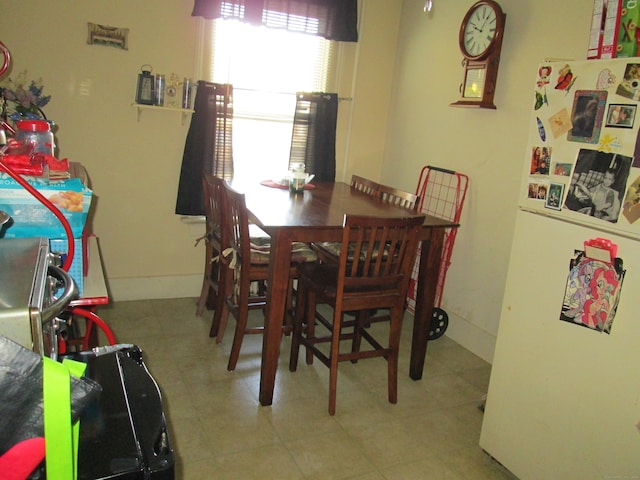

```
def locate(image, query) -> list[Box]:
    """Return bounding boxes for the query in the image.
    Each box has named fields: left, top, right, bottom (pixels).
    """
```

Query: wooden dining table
left=231, top=180, right=458, bottom=406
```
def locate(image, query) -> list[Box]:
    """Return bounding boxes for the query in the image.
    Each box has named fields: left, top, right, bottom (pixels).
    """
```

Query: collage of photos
left=527, top=61, right=640, bottom=227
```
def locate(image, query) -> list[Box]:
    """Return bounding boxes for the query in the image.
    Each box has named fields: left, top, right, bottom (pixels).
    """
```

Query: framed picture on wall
left=87, top=23, right=129, bottom=50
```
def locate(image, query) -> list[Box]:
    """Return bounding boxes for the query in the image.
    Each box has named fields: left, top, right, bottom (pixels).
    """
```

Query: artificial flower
left=0, top=70, right=51, bottom=120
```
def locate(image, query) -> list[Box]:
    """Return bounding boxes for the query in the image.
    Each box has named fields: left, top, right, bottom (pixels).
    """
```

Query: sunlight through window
left=208, top=19, right=332, bottom=181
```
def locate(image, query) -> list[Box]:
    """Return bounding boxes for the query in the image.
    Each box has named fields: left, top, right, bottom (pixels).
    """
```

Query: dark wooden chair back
left=197, top=174, right=226, bottom=318
left=350, top=175, right=380, bottom=196
left=220, top=181, right=259, bottom=289
left=378, top=184, right=420, bottom=211
left=337, top=214, right=424, bottom=309
left=203, top=174, right=226, bottom=243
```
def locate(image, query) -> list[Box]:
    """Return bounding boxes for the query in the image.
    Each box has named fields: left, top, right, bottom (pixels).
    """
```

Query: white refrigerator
left=479, top=58, right=640, bottom=479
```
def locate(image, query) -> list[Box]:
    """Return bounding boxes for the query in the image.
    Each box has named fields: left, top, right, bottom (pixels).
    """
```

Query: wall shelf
left=131, top=103, right=194, bottom=125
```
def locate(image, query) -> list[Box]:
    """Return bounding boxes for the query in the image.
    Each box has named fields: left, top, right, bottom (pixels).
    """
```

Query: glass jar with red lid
left=15, top=120, right=55, bottom=157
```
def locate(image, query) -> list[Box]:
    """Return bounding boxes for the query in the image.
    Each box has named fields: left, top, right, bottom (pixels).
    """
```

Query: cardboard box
left=588, top=0, right=607, bottom=59
left=616, top=0, right=640, bottom=57
left=588, top=0, right=622, bottom=59
left=50, top=236, right=85, bottom=296
left=600, top=0, right=623, bottom=58
left=0, top=175, right=92, bottom=239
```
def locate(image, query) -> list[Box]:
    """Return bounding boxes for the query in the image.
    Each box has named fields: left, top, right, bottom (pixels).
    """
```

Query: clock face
left=462, top=3, right=498, bottom=58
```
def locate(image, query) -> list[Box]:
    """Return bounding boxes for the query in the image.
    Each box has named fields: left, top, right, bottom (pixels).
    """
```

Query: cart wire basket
left=407, top=165, right=469, bottom=339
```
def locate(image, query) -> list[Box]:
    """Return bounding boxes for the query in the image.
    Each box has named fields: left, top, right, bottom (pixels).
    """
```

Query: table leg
left=409, top=227, right=445, bottom=380
left=259, top=230, right=294, bottom=406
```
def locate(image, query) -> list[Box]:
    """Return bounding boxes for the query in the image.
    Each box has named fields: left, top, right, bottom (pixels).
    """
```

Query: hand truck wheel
left=429, top=307, right=448, bottom=340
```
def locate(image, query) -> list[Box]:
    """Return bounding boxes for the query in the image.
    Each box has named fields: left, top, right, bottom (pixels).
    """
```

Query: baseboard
left=441, top=311, right=497, bottom=364
left=107, top=274, right=201, bottom=302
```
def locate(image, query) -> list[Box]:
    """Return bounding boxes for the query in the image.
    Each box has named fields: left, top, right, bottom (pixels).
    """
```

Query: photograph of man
left=564, top=149, right=631, bottom=223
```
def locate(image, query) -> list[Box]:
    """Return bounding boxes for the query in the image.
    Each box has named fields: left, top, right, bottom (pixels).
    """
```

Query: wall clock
left=451, top=0, right=506, bottom=109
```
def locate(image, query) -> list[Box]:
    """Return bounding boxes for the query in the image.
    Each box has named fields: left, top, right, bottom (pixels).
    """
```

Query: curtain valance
left=191, top=0, right=358, bottom=42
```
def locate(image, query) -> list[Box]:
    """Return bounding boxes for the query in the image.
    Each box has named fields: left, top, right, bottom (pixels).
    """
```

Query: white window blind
left=200, top=18, right=333, bottom=181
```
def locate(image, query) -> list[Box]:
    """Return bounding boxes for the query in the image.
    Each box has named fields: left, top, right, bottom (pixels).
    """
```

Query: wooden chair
left=350, top=174, right=380, bottom=196
left=213, top=181, right=318, bottom=371
left=200, top=174, right=271, bottom=339
left=289, top=213, right=425, bottom=415
left=377, top=184, right=419, bottom=211
left=196, top=174, right=224, bottom=318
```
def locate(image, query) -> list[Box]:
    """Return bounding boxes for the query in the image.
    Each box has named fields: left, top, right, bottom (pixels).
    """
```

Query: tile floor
left=97, top=297, right=517, bottom=480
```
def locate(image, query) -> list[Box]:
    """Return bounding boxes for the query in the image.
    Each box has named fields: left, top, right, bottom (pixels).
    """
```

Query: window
left=201, top=18, right=333, bottom=181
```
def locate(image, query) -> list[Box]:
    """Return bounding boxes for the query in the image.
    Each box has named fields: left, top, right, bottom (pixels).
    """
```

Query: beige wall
left=2, top=0, right=203, bottom=298
left=0, top=0, right=398, bottom=299
left=0, top=0, right=594, bottom=362
left=382, top=0, right=591, bottom=360
left=338, top=1, right=402, bottom=182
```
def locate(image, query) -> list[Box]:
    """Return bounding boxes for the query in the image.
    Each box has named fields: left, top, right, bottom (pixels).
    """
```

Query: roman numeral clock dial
left=451, top=0, right=506, bottom=109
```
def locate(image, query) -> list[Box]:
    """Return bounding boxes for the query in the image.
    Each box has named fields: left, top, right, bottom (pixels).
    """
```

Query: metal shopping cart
left=407, top=165, right=469, bottom=340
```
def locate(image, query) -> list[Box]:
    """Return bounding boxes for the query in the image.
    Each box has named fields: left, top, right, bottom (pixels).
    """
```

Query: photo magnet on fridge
left=560, top=250, right=625, bottom=334
left=564, top=149, right=631, bottom=223
left=567, top=90, right=608, bottom=144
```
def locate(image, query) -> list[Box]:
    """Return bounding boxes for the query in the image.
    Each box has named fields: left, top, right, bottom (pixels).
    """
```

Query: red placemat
left=260, top=180, right=315, bottom=190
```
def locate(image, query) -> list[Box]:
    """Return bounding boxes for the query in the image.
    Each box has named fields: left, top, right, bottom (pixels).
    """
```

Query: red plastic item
left=584, top=237, right=617, bottom=263
left=16, top=119, right=50, bottom=132
left=0, top=154, right=46, bottom=176
left=0, top=437, right=45, bottom=480
left=62, top=307, right=116, bottom=351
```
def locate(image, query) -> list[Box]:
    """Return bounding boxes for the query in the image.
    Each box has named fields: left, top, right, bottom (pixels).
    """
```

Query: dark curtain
left=289, top=92, right=338, bottom=182
left=175, top=81, right=233, bottom=216
left=191, top=0, right=358, bottom=42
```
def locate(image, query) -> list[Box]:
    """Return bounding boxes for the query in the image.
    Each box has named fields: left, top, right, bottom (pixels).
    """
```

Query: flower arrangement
left=0, top=70, right=51, bottom=121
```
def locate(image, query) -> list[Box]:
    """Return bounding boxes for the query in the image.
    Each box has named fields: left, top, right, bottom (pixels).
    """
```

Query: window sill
left=180, top=215, right=205, bottom=224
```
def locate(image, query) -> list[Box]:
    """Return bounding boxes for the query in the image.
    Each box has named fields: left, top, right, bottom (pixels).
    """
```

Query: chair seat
left=248, top=224, right=315, bottom=263
left=297, top=263, right=401, bottom=303
left=249, top=242, right=318, bottom=264
left=312, top=240, right=390, bottom=263
left=249, top=224, right=270, bottom=244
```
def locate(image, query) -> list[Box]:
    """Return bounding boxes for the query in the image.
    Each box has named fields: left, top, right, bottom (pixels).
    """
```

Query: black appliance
left=71, top=346, right=175, bottom=480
